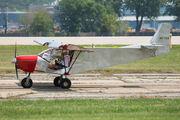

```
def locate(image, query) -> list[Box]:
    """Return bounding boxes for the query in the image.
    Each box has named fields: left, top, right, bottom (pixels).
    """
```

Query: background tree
left=0, top=0, right=55, bottom=11
left=56, top=0, right=119, bottom=33
left=125, top=0, right=166, bottom=32
left=94, top=0, right=124, bottom=17
left=81, top=1, right=105, bottom=32
left=19, top=11, right=34, bottom=33
left=164, top=0, right=180, bottom=21
left=103, top=14, right=119, bottom=35
left=118, top=20, right=129, bottom=36
left=0, top=7, right=11, bottom=33
left=29, top=9, right=53, bottom=36
left=56, top=0, right=86, bottom=32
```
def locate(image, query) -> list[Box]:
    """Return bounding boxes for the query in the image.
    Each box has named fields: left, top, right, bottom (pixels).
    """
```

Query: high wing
left=34, top=37, right=89, bottom=51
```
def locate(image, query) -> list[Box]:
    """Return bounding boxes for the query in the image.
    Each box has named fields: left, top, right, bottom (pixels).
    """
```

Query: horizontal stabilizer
left=141, top=44, right=163, bottom=49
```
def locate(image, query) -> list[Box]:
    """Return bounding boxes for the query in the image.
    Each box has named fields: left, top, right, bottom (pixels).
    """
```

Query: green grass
left=1, top=44, right=180, bottom=73
left=0, top=98, right=180, bottom=120
left=0, top=45, right=48, bottom=73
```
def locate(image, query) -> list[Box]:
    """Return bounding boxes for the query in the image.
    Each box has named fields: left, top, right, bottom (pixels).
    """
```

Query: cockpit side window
left=38, top=48, right=56, bottom=62
left=49, top=50, right=62, bottom=64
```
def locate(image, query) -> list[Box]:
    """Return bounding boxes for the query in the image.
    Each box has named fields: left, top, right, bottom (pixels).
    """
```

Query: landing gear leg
left=21, top=73, right=33, bottom=88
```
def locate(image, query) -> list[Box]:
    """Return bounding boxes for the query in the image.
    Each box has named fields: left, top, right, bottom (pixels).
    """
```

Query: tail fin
left=150, top=23, right=171, bottom=55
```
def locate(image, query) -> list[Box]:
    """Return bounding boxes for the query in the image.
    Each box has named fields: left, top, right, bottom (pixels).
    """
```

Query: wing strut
left=62, top=50, right=67, bottom=74
left=67, top=51, right=81, bottom=74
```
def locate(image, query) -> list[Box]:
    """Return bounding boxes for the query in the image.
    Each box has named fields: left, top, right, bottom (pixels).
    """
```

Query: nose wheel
left=21, top=78, right=33, bottom=88
left=21, top=73, right=33, bottom=88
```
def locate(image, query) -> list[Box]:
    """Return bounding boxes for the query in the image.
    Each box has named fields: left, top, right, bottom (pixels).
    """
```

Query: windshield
left=38, top=48, right=62, bottom=63
left=38, top=48, right=55, bottom=56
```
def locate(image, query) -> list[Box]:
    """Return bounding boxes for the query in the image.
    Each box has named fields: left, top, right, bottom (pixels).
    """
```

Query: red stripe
left=63, top=44, right=69, bottom=50
left=43, top=42, right=47, bottom=46
left=58, top=45, right=63, bottom=49
left=64, top=73, right=70, bottom=75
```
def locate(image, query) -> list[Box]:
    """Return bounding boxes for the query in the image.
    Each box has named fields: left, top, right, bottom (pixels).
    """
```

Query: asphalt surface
left=0, top=73, right=180, bottom=99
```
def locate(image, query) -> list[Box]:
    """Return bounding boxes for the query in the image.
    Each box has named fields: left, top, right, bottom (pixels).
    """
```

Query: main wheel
left=54, top=77, right=61, bottom=87
left=21, top=78, right=33, bottom=88
left=60, top=78, right=71, bottom=89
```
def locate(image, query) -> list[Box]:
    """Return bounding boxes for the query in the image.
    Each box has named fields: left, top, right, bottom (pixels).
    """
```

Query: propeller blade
left=15, top=41, right=18, bottom=79
left=15, top=41, right=17, bottom=58
left=15, top=63, right=18, bottom=79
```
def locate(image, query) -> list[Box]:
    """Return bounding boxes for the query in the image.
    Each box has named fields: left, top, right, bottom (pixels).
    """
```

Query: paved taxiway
left=0, top=73, right=180, bottom=99
left=0, top=36, right=180, bottom=45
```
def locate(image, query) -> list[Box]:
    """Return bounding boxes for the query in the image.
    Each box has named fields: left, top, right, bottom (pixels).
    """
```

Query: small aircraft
left=11, top=23, right=171, bottom=89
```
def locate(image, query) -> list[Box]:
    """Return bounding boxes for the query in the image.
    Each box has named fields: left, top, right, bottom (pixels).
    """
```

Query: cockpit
left=38, top=48, right=75, bottom=69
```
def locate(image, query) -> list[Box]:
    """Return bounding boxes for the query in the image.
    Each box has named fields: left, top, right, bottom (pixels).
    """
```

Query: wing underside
left=34, top=37, right=88, bottom=51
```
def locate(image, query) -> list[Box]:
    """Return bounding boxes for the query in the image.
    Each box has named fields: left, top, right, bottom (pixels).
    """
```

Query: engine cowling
left=16, top=55, right=38, bottom=72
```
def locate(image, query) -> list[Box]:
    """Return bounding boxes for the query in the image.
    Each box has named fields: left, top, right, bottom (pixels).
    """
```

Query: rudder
left=150, top=23, right=171, bottom=55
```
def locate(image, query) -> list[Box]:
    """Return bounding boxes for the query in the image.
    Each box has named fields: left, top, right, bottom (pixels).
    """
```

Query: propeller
left=15, top=63, right=18, bottom=79
left=15, top=41, right=18, bottom=79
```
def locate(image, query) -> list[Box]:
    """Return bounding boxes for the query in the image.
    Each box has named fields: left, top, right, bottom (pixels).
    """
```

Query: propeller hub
left=11, top=58, right=16, bottom=63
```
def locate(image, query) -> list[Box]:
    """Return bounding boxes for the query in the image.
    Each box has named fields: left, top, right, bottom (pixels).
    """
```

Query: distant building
left=28, top=4, right=54, bottom=12
left=120, top=7, right=180, bottom=31
left=0, top=12, right=23, bottom=30
left=120, top=16, right=180, bottom=31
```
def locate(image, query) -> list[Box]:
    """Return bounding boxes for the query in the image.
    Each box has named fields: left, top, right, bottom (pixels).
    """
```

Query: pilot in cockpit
left=48, top=51, right=74, bottom=70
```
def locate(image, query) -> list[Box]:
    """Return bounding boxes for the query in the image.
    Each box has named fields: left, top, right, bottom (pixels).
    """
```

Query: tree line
left=56, top=0, right=179, bottom=33
left=0, top=0, right=55, bottom=11
left=1, top=0, right=180, bottom=35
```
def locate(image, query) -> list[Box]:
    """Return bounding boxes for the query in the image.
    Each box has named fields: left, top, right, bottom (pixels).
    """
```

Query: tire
left=54, top=77, right=61, bottom=87
left=60, top=78, right=71, bottom=89
left=21, top=78, right=33, bottom=88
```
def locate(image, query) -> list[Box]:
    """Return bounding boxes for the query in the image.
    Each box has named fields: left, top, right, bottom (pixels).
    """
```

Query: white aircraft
left=11, top=23, right=171, bottom=89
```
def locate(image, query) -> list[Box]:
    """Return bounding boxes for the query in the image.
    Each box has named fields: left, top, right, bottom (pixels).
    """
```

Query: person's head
left=63, top=52, right=67, bottom=55
left=62, top=50, right=69, bottom=55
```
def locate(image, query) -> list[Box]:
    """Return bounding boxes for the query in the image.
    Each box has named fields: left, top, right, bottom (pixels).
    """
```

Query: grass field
left=1, top=44, right=180, bottom=73
left=0, top=98, right=180, bottom=120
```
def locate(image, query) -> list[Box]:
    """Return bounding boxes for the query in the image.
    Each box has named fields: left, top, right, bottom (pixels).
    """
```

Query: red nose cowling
left=16, top=55, right=38, bottom=72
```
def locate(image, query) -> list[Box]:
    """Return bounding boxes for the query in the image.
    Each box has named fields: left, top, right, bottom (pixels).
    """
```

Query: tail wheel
left=60, top=78, right=71, bottom=89
left=54, top=77, right=61, bottom=87
left=21, top=78, right=33, bottom=88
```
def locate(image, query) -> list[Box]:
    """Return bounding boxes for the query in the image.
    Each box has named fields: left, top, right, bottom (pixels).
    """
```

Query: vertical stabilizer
left=150, top=23, right=171, bottom=55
